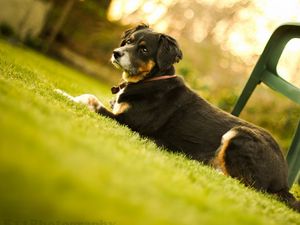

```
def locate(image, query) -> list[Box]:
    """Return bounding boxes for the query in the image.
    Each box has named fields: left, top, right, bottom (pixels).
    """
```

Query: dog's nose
left=113, top=50, right=124, bottom=59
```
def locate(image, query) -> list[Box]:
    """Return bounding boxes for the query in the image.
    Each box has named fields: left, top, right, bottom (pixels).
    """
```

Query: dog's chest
left=112, top=87, right=130, bottom=115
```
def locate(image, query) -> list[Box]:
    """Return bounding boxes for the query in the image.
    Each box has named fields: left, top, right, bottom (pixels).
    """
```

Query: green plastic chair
left=231, top=23, right=300, bottom=188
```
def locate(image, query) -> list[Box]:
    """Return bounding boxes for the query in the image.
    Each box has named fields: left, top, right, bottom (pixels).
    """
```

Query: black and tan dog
left=57, top=24, right=300, bottom=212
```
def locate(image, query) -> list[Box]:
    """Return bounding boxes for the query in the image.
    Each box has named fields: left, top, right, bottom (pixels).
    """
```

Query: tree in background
left=41, top=0, right=122, bottom=61
left=43, top=0, right=76, bottom=52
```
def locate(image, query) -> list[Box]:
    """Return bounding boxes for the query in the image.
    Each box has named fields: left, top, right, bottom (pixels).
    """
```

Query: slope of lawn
left=0, top=39, right=299, bottom=225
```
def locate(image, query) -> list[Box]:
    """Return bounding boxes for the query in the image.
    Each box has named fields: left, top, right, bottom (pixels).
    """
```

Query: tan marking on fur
left=88, top=96, right=101, bottom=111
left=112, top=88, right=130, bottom=115
left=139, top=41, right=146, bottom=46
left=122, top=71, right=142, bottom=83
left=214, top=140, right=230, bottom=175
left=212, top=130, right=238, bottom=175
left=138, top=59, right=155, bottom=74
left=130, top=35, right=135, bottom=42
left=123, top=60, right=156, bottom=83
left=113, top=102, right=130, bottom=115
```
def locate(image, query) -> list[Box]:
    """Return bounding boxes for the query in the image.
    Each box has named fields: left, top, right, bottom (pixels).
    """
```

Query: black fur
left=156, top=34, right=183, bottom=70
left=120, top=24, right=150, bottom=47
left=99, top=25, right=300, bottom=212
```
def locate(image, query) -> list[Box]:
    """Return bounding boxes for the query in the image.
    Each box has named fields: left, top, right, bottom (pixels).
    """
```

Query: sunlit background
left=0, top=0, right=299, bottom=149
left=108, top=0, right=300, bottom=86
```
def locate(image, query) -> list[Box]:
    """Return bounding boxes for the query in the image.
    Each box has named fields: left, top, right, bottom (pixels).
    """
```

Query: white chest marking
left=112, top=88, right=130, bottom=115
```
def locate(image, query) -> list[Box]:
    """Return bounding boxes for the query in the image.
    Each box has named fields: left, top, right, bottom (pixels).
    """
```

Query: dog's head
left=111, top=24, right=183, bottom=83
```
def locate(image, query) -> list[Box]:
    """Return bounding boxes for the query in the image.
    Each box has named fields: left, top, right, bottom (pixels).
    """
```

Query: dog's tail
left=275, top=189, right=300, bottom=212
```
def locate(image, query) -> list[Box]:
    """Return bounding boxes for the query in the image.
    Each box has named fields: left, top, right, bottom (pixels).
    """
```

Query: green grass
left=0, top=39, right=299, bottom=225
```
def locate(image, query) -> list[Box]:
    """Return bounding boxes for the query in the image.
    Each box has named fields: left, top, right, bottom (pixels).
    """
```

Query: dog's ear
left=157, top=34, right=183, bottom=70
left=120, top=24, right=149, bottom=46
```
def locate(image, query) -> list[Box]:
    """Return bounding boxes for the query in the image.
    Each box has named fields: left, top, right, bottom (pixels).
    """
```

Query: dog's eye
left=141, top=47, right=148, bottom=53
left=126, top=40, right=132, bottom=44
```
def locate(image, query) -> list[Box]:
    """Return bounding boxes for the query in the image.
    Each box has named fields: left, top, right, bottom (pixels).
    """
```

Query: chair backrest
left=232, top=23, right=300, bottom=187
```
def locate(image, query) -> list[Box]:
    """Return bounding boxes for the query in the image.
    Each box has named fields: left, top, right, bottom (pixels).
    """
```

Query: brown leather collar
left=144, top=75, right=177, bottom=82
left=111, top=75, right=177, bottom=94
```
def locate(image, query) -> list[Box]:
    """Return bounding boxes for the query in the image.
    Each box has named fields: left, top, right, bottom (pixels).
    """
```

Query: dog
left=57, top=24, right=300, bottom=212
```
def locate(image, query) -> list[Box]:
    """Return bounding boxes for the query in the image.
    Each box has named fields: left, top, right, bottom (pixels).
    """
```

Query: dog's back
left=116, top=76, right=299, bottom=212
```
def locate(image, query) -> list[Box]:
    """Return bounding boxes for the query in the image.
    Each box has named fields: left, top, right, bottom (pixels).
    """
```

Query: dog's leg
left=213, top=126, right=300, bottom=212
left=213, top=126, right=287, bottom=190
left=55, top=89, right=104, bottom=112
left=274, top=189, right=300, bottom=212
left=55, top=89, right=124, bottom=121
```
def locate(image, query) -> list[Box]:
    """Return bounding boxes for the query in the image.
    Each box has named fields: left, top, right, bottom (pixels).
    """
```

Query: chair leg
left=287, top=121, right=300, bottom=188
left=232, top=76, right=260, bottom=116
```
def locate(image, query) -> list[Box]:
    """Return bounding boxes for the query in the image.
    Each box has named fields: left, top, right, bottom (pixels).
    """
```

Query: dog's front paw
left=74, top=94, right=104, bottom=112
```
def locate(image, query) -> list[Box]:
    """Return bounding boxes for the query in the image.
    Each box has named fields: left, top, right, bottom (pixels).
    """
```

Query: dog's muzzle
left=111, top=47, right=132, bottom=73
left=112, top=50, right=124, bottom=60
left=111, top=49, right=122, bottom=69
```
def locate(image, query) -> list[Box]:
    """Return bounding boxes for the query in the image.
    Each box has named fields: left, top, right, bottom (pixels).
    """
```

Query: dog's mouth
left=110, top=55, right=123, bottom=70
left=110, top=54, right=137, bottom=77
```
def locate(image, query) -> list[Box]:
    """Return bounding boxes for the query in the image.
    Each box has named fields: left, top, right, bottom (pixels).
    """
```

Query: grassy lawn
left=0, top=39, right=299, bottom=225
